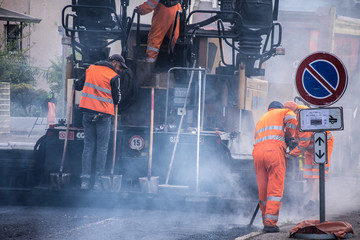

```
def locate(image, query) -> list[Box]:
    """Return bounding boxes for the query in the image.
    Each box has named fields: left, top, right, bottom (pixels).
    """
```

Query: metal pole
left=196, top=69, right=202, bottom=193
left=200, top=73, right=206, bottom=131
left=319, top=163, right=325, bottom=222
left=61, top=27, right=67, bottom=118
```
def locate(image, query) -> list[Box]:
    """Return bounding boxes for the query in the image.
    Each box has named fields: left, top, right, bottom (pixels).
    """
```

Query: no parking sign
left=295, top=52, right=348, bottom=224
left=296, top=52, right=348, bottom=106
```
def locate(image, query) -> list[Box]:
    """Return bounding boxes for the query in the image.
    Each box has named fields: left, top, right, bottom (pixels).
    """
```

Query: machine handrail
left=62, top=4, right=126, bottom=35
left=184, top=10, right=242, bottom=39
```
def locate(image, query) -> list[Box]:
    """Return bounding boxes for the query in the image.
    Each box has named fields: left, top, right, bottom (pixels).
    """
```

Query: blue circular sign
left=296, top=52, right=348, bottom=106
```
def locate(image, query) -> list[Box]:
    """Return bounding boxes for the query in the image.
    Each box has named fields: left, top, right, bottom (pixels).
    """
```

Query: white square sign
left=299, top=107, right=343, bottom=132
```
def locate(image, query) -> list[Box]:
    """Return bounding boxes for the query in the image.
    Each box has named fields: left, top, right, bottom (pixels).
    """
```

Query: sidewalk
left=237, top=175, right=360, bottom=240
left=0, top=133, right=43, bottom=150
left=237, top=210, right=359, bottom=240
left=0, top=117, right=48, bottom=149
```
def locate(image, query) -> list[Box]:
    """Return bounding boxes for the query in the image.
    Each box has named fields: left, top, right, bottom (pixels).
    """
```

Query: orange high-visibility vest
left=254, top=108, right=298, bottom=148
left=79, top=65, right=117, bottom=115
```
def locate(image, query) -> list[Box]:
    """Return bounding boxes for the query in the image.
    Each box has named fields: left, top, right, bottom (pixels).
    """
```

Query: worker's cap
left=284, top=101, right=298, bottom=112
left=108, top=54, right=128, bottom=69
left=268, top=101, right=283, bottom=110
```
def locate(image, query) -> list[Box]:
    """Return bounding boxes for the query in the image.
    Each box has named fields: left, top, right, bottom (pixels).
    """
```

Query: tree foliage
left=0, top=43, right=50, bottom=117
left=10, top=83, right=49, bottom=117
left=0, top=51, right=38, bottom=85
left=45, top=56, right=63, bottom=98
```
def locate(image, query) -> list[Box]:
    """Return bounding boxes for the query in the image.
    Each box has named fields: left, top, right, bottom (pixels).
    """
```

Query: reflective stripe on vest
left=284, top=114, right=296, bottom=122
left=256, top=125, right=284, bottom=136
left=254, top=135, right=285, bottom=145
left=84, top=82, right=111, bottom=94
left=81, top=92, right=113, bottom=104
left=260, top=200, right=266, bottom=206
left=299, top=136, right=312, bottom=142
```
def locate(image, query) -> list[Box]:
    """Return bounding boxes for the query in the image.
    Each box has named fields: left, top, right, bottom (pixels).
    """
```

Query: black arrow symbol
left=315, top=137, right=325, bottom=146
left=316, top=150, right=325, bottom=159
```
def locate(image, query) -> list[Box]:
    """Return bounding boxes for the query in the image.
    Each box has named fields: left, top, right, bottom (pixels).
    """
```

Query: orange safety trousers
left=146, top=3, right=181, bottom=62
left=303, top=133, right=334, bottom=180
left=253, top=141, right=286, bottom=227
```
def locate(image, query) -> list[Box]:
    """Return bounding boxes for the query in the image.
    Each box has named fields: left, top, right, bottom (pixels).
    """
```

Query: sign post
left=296, top=52, right=347, bottom=224
left=314, top=132, right=327, bottom=222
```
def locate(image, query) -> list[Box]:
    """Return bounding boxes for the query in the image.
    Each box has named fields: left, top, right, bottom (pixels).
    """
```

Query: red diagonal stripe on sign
left=306, top=64, right=336, bottom=94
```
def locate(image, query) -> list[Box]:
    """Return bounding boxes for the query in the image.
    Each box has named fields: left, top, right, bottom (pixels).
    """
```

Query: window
left=5, top=23, right=22, bottom=52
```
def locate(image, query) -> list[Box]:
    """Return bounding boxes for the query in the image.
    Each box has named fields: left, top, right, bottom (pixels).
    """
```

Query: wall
left=0, top=0, right=152, bottom=90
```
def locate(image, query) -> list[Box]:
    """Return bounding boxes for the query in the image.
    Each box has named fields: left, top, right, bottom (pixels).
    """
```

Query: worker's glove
left=285, top=137, right=298, bottom=151
left=286, top=154, right=298, bottom=161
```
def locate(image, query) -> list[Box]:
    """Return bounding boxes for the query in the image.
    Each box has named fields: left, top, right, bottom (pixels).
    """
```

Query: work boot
left=263, top=225, right=280, bottom=233
left=80, top=176, right=90, bottom=190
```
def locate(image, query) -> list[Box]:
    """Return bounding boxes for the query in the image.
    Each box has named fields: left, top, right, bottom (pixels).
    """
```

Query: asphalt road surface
left=0, top=206, right=257, bottom=240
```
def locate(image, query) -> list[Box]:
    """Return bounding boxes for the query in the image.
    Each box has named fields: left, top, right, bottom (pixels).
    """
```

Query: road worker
left=284, top=101, right=334, bottom=212
left=75, top=54, right=127, bottom=190
left=252, top=101, right=298, bottom=233
left=135, top=0, right=181, bottom=78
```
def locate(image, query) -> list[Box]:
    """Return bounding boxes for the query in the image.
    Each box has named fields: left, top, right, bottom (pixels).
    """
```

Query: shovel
left=139, top=87, right=159, bottom=193
left=101, top=104, right=122, bottom=192
left=248, top=200, right=260, bottom=228
left=50, top=82, right=74, bottom=190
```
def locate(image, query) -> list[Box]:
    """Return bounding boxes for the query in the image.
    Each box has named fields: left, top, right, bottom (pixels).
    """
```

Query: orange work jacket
left=290, top=105, right=312, bottom=157
left=289, top=105, right=334, bottom=178
left=254, top=108, right=298, bottom=149
left=79, top=65, right=117, bottom=115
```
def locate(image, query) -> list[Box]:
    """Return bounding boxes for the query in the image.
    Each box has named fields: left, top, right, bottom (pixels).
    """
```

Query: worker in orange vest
left=284, top=101, right=334, bottom=212
left=135, top=0, right=181, bottom=79
left=252, top=101, right=298, bottom=233
left=75, top=54, right=127, bottom=191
